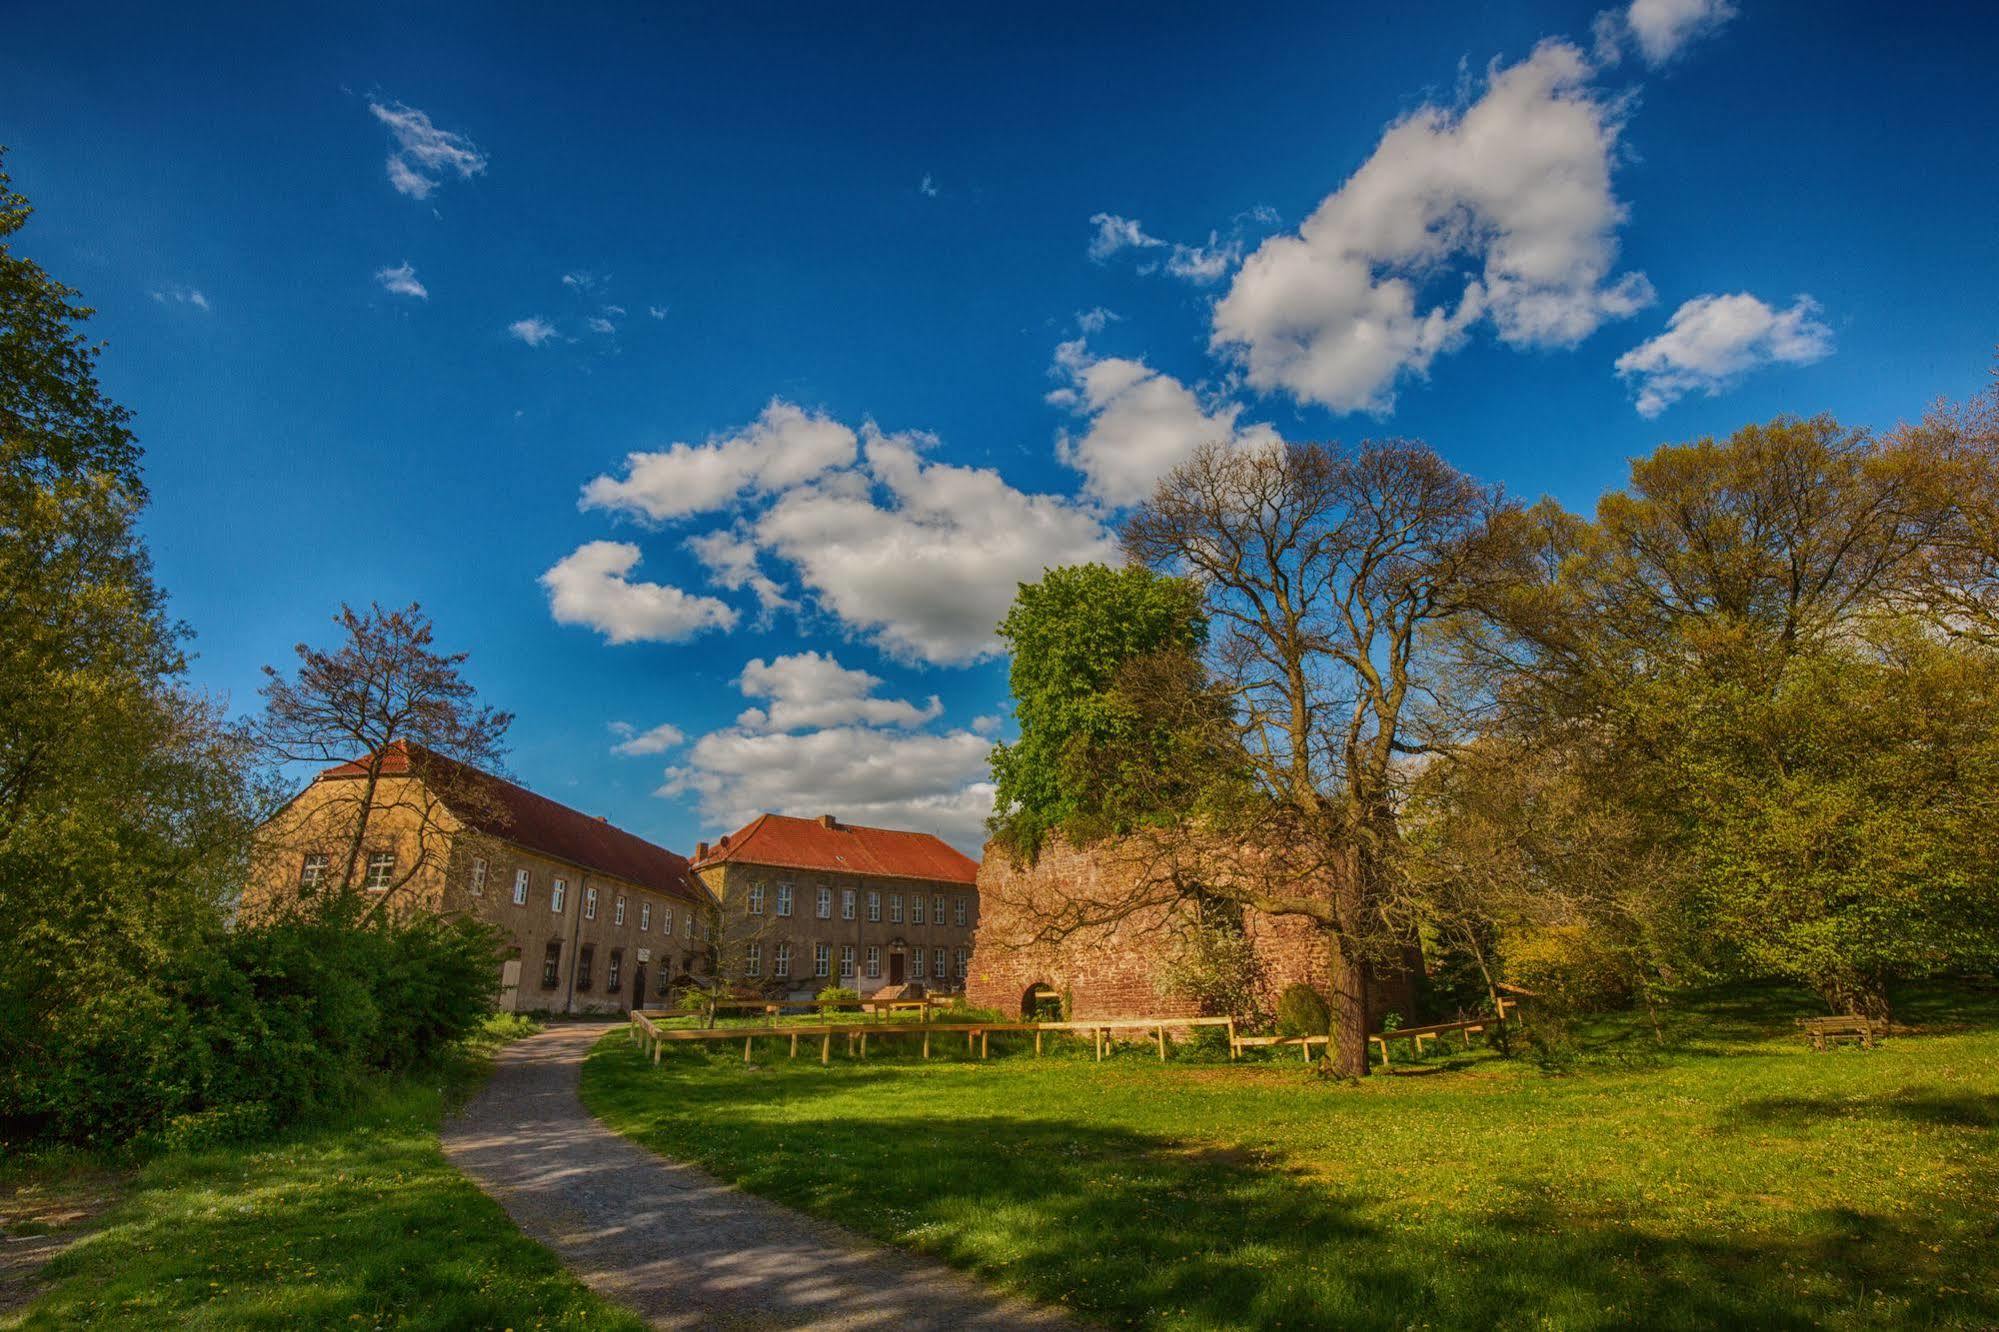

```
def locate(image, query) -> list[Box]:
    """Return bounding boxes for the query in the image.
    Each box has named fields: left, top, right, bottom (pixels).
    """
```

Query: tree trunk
left=1327, top=932, right=1371, bottom=1078
left=1823, top=971, right=1891, bottom=1022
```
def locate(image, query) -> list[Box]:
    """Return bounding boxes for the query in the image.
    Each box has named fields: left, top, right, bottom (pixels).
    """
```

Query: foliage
left=16, top=1040, right=640, bottom=1330
left=584, top=982, right=1999, bottom=1331
left=1274, top=982, right=1330, bottom=1038
left=988, top=563, right=1210, bottom=858
left=1157, top=904, right=1268, bottom=1025
left=815, top=985, right=861, bottom=1011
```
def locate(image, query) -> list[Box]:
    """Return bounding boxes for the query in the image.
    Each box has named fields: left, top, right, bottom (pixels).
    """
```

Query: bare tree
left=1097, top=439, right=1514, bottom=1076
left=252, top=603, right=512, bottom=920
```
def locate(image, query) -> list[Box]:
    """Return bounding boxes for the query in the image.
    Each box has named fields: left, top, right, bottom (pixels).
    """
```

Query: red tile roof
left=317, top=741, right=711, bottom=907
left=691, top=813, right=979, bottom=885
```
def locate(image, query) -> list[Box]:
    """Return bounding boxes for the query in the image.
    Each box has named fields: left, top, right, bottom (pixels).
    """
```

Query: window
left=745, top=942, right=762, bottom=977
left=584, top=885, right=598, bottom=920
left=955, top=948, right=969, bottom=979
left=816, top=885, right=832, bottom=919
left=865, top=946, right=880, bottom=979
left=615, top=894, right=627, bottom=926
left=640, top=902, right=651, bottom=931
left=866, top=891, right=881, bottom=923
left=749, top=883, right=764, bottom=915
left=551, top=878, right=567, bottom=913
left=662, top=906, right=674, bottom=937
left=933, top=894, right=945, bottom=924
left=514, top=869, right=530, bottom=905
left=841, top=888, right=855, bottom=920
left=838, top=944, right=854, bottom=980
left=298, top=853, right=328, bottom=893
left=889, top=894, right=903, bottom=924
left=955, top=896, right=968, bottom=927
left=469, top=857, right=486, bottom=896
left=701, top=914, right=711, bottom=941
left=364, top=851, right=395, bottom=891
left=607, top=949, right=623, bottom=992
left=912, top=949, right=927, bottom=979
left=540, top=941, right=561, bottom=988
left=775, top=883, right=793, bottom=917
left=934, top=947, right=947, bottom=981
left=684, top=912, right=693, bottom=939
left=773, top=942, right=791, bottom=978
left=911, top=895, right=925, bottom=925
left=813, top=942, right=831, bottom=978
left=576, top=944, right=594, bottom=991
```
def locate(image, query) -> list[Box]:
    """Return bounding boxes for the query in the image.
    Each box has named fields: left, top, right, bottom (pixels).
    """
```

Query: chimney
left=596, top=815, right=609, bottom=823
left=819, top=813, right=839, bottom=830
left=695, top=841, right=709, bottom=860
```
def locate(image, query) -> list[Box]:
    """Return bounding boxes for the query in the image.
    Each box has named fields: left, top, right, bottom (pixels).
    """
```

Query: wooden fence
left=628, top=1009, right=1237, bottom=1065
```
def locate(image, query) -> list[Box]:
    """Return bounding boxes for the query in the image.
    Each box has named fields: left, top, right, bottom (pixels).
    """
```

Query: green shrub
left=1276, top=983, right=1330, bottom=1038
left=815, top=986, right=861, bottom=1013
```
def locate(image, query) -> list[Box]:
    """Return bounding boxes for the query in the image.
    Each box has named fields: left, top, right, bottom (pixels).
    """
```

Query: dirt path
left=442, top=1022, right=1080, bottom=1331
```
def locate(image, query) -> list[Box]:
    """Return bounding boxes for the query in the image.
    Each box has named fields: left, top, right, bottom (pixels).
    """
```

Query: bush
left=1276, top=983, right=1331, bottom=1038
left=0, top=913, right=502, bottom=1149
left=815, top=986, right=861, bottom=1013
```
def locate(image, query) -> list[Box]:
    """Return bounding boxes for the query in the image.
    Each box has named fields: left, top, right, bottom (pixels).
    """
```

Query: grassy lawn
left=4, top=1022, right=642, bottom=1331
left=583, top=985, right=1999, bottom=1330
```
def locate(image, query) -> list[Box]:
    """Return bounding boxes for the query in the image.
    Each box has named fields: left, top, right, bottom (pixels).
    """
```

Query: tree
left=988, top=563, right=1210, bottom=858
left=252, top=603, right=512, bottom=920
left=994, top=442, right=1510, bottom=1075
left=0, top=152, right=258, bottom=1136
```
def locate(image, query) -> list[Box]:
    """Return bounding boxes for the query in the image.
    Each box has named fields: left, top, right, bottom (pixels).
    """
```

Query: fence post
left=1226, top=1016, right=1238, bottom=1060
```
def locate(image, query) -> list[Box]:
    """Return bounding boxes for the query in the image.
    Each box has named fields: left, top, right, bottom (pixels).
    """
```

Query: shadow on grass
left=1725, top=1088, right=1999, bottom=1131
left=586, top=1041, right=1997, bottom=1331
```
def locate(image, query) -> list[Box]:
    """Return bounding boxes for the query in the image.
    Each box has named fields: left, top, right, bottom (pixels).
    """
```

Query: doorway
left=630, top=963, right=646, bottom=1011
left=888, top=950, right=906, bottom=985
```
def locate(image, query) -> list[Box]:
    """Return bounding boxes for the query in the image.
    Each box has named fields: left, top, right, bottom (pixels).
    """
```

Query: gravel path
left=442, top=1022, right=1081, bottom=1331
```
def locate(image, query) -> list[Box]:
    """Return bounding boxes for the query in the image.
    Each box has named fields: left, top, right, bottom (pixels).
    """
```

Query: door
left=630, top=964, right=646, bottom=1012
left=498, top=957, right=522, bottom=1012
left=888, top=951, right=905, bottom=985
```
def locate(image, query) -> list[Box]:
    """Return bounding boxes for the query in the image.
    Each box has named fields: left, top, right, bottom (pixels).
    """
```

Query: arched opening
left=1022, top=981, right=1062, bottom=1022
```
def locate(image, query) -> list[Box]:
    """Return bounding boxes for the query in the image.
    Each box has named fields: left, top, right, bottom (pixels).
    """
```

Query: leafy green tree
left=988, top=563, right=1210, bottom=857
left=0, top=153, right=259, bottom=1139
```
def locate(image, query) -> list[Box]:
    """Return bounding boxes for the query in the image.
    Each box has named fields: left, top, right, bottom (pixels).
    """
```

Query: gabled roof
left=691, top=813, right=979, bottom=885
left=316, top=741, right=711, bottom=907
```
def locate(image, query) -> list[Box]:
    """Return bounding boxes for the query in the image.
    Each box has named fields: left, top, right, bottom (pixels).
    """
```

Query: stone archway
left=1022, top=981, right=1061, bottom=1021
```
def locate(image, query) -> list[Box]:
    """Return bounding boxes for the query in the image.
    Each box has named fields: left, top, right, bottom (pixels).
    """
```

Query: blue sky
left=6, top=1, right=1995, bottom=853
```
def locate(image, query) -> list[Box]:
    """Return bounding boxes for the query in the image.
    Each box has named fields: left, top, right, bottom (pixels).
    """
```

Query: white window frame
left=662, top=906, right=674, bottom=936
left=469, top=856, right=486, bottom=896
left=640, top=902, right=651, bottom=931
left=889, top=894, right=903, bottom=924
left=774, top=943, right=790, bottom=978
left=911, top=895, right=924, bottom=925
left=817, top=885, right=832, bottom=919
left=746, top=942, right=761, bottom=977
left=839, top=944, right=854, bottom=980
left=955, top=947, right=969, bottom=979
left=513, top=869, right=530, bottom=905
left=814, top=943, right=831, bottom=979
left=614, top=894, right=627, bottom=926
left=684, top=912, right=693, bottom=938
left=912, top=950, right=926, bottom=979
left=865, top=946, right=880, bottom=979
left=551, top=878, right=567, bottom=913
left=934, top=947, right=947, bottom=981
left=776, top=883, right=793, bottom=917
left=584, top=885, right=598, bottom=920
left=955, top=896, right=968, bottom=927
left=841, top=888, right=856, bottom=920
left=748, top=883, right=764, bottom=915
left=364, top=851, right=395, bottom=891
left=933, top=894, right=945, bottom=924
left=866, top=891, right=880, bottom=923
left=299, top=852, right=329, bottom=892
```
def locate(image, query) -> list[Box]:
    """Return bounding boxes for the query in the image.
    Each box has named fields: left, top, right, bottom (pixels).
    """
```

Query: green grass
left=5, top=1017, right=643, bottom=1331
left=583, top=983, right=1999, bottom=1330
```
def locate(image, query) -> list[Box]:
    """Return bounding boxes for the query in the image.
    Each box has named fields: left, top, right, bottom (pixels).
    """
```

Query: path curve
left=442, top=1023, right=1080, bottom=1331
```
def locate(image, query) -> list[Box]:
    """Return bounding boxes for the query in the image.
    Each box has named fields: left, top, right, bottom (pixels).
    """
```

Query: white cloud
left=1615, top=293, right=1834, bottom=417
left=610, top=721, right=686, bottom=756
left=661, top=724, right=995, bottom=853
left=1088, top=212, right=1163, bottom=261
left=508, top=317, right=558, bottom=346
left=648, top=305, right=668, bottom=320
left=1076, top=306, right=1119, bottom=335
left=1211, top=40, right=1653, bottom=415
left=735, top=651, right=942, bottom=732
left=368, top=99, right=487, bottom=200
left=920, top=173, right=939, bottom=198
left=685, top=528, right=792, bottom=613
left=587, top=316, right=617, bottom=335
left=375, top=261, right=427, bottom=299
left=1048, top=339, right=1280, bottom=506
left=540, top=541, right=739, bottom=644
left=1603, top=0, right=1737, bottom=66
left=561, top=270, right=597, bottom=291
left=1088, top=213, right=1244, bottom=285
left=603, top=304, right=626, bottom=316
left=150, top=286, right=211, bottom=311
left=581, top=400, right=859, bottom=521
left=754, top=425, right=1120, bottom=664
left=1164, top=233, right=1243, bottom=285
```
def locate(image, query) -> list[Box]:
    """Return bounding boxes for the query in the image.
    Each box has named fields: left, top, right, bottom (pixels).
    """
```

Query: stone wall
left=966, top=835, right=1415, bottom=1023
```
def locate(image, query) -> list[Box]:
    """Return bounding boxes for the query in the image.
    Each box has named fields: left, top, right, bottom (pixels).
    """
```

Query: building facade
left=692, top=813, right=979, bottom=999
left=247, top=742, right=717, bottom=1014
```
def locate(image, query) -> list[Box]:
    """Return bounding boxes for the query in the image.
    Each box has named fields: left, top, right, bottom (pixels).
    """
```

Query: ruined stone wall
left=967, top=835, right=1416, bottom=1023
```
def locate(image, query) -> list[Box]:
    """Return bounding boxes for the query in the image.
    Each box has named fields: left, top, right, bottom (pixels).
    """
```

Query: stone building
left=966, top=834, right=1415, bottom=1023
left=247, top=741, right=716, bottom=1014
left=692, top=813, right=979, bottom=999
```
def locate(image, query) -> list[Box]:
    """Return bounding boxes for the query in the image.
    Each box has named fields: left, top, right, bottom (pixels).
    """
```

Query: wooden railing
left=629, top=1009, right=1238, bottom=1065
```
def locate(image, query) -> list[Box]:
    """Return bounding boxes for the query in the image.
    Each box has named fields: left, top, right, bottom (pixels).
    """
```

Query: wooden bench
left=1799, top=1015, right=1884, bottom=1051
